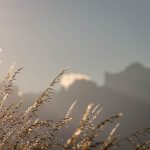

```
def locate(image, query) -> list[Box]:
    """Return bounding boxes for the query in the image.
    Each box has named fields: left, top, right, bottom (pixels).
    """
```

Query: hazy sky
left=0, top=0, right=150, bottom=93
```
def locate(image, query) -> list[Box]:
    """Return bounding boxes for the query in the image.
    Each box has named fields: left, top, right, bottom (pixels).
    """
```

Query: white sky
left=0, top=0, right=150, bottom=92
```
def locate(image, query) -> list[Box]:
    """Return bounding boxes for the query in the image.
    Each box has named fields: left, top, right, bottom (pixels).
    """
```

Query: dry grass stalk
left=0, top=64, right=149, bottom=150
left=114, top=128, right=150, bottom=149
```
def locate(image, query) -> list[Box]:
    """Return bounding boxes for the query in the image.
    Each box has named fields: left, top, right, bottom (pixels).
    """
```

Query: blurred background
left=0, top=0, right=150, bottom=141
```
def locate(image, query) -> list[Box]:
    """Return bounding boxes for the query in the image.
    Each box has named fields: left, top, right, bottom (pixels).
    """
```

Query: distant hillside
left=4, top=62, right=150, bottom=139
left=105, top=62, right=150, bottom=101
left=38, top=62, right=150, bottom=138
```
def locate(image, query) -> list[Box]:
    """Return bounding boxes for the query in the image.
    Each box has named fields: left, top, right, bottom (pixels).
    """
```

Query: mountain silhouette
left=105, top=62, right=150, bottom=101
left=36, top=62, right=150, bottom=139
left=3, top=62, right=150, bottom=140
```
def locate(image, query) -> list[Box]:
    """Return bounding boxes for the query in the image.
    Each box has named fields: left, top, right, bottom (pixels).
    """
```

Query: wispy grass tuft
left=0, top=64, right=149, bottom=150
